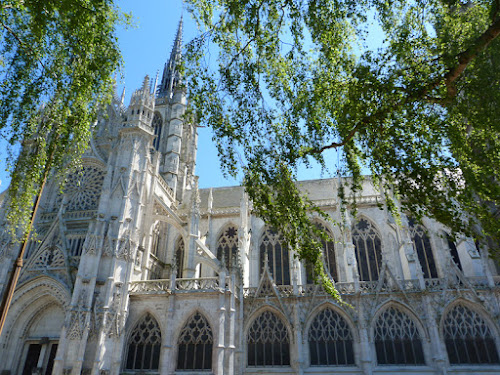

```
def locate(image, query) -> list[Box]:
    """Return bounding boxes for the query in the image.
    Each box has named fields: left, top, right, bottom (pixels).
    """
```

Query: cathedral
left=0, top=19, right=499, bottom=375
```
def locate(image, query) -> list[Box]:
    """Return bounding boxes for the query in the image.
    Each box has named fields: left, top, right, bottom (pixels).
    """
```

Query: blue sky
left=0, top=0, right=343, bottom=191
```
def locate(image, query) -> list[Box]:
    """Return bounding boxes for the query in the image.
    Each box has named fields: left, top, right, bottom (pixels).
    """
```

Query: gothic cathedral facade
left=0, top=20, right=499, bottom=375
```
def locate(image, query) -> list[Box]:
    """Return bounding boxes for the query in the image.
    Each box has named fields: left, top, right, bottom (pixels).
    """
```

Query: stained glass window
left=409, top=219, right=438, bottom=279
left=443, top=305, right=500, bottom=364
left=177, top=312, right=213, bottom=370
left=125, top=314, right=162, bottom=370
left=248, top=311, right=290, bottom=367
left=217, top=226, right=239, bottom=269
left=308, top=308, right=354, bottom=366
left=352, top=218, right=382, bottom=281
left=374, top=307, right=425, bottom=365
left=260, top=228, right=290, bottom=285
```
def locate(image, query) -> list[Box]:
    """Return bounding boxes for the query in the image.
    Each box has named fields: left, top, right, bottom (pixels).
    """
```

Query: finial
left=120, top=86, right=126, bottom=106
left=153, top=70, right=159, bottom=95
left=142, top=75, right=150, bottom=91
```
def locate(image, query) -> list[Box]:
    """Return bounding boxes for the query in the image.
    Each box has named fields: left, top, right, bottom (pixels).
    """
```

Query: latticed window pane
left=352, top=219, right=382, bottom=281
left=152, top=112, right=163, bottom=151
left=217, top=226, right=239, bottom=269
left=125, top=314, right=162, bottom=370
left=177, top=312, right=213, bottom=370
left=409, top=219, right=437, bottom=279
left=446, top=235, right=463, bottom=271
left=260, top=228, right=290, bottom=285
left=248, top=311, right=290, bottom=367
left=175, top=237, right=184, bottom=278
left=308, top=308, right=354, bottom=366
left=443, top=305, right=500, bottom=364
left=374, top=307, right=425, bottom=365
left=306, top=223, right=338, bottom=283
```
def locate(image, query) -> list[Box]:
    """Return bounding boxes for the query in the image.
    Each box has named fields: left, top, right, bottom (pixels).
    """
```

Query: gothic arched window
left=248, top=311, right=290, bottom=367
left=217, top=225, right=239, bottom=268
left=152, top=112, right=163, bottom=151
left=374, top=307, right=425, bottom=365
left=443, top=305, right=500, bottom=364
left=125, top=314, right=162, bottom=371
left=175, top=237, right=185, bottom=278
left=446, top=234, right=463, bottom=271
left=306, top=223, right=338, bottom=283
left=352, top=218, right=382, bottom=281
left=177, top=312, right=213, bottom=370
left=308, top=308, right=355, bottom=366
left=409, top=219, right=438, bottom=279
left=260, top=228, right=290, bottom=285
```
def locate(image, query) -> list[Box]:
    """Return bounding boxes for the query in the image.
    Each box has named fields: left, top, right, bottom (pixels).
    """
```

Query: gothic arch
left=408, top=218, right=438, bottom=279
left=246, top=307, right=292, bottom=367
left=259, top=226, right=290, bottom=285
left=305, top=303, right=357, bottom=366
left=352, top=215, right=384, bottom=282
left=371, top=301, right=427, bottom=365
left=306, top=220, right=338, bottom=282
left=0, top=276, right=70, bottom=371
left=124, top=312, right=162, bottom=371
left=440, top=299, right=500, bottom=365
left=175, top=310, right=214, bottom=371
left=304, top=302, right=358, bottom=343
left=215, top=223, right=239, bottom=269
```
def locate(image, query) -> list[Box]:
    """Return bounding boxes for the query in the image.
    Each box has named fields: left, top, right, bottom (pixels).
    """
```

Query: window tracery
left=443, top=304, right=499, bottom=364
left=352, top=218, right=382, bottom=281
left=306, top=223, right=337, bottom=283
left=260, top=228, right=290, bottom=285
left=308, top=308, right=354, bottom=366
left=409, top=218, right=437, bottom=279
left=217, top=225, right=239, bottom=269
left=125, top=314, right=161, bottom=371
left=247, top=311, right=290, bottom=367
left=175, top=237, right=184, bottom=278
left=55, top=166, right=105, bottom=212
left=374, top=307, right=425, bottom=365
left=152, top=112, right=162, bottom=151
left=177, top=312, right=213, bottom=370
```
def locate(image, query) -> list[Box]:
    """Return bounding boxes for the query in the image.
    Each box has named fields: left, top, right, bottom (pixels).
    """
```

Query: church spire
left=158, top=16, right=183, bottom=98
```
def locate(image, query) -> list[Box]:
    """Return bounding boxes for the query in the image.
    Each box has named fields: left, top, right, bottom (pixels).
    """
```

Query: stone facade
left=0, top=20, right=499, bottom=375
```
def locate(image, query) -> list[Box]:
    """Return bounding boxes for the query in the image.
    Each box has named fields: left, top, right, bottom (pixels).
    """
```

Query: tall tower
left=154, top=17, right=197, bottom=202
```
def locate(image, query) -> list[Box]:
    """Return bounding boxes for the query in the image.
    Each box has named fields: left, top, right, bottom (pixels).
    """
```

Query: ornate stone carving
left=55, top=166, right=105, bottom=212
left=30, top=246, right=66, bottom=270
left=66, top=289, right=88, bottom=340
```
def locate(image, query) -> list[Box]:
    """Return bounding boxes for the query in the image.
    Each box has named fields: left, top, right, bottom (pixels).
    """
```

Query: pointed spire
left=158, top=16, right=183, bottom=98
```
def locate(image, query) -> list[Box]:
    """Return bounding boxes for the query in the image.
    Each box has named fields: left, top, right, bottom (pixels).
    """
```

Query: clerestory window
left=352, top=218, right=382, bottom=281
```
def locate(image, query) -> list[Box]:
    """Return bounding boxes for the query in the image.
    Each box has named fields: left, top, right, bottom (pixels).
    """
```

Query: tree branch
left=312, top=15, right=500, bottom=154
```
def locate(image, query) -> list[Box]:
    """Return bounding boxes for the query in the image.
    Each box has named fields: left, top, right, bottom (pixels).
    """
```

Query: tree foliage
left=184, top=0, right=500, bottom=294
left=0, top=0, right=125, bottom=236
